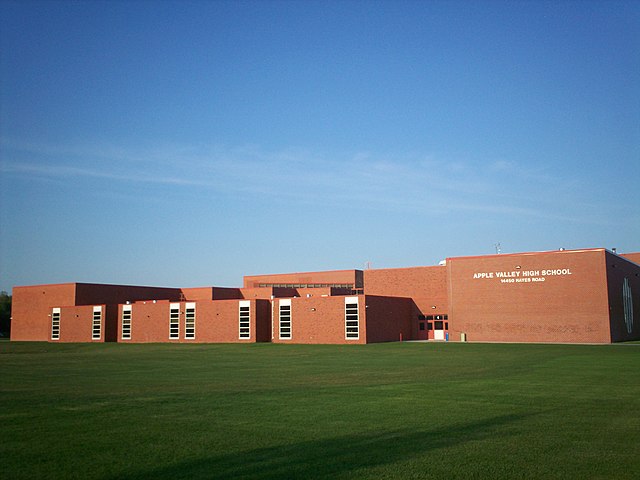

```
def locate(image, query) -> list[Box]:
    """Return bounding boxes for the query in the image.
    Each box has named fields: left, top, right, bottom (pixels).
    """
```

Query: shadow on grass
left=111, top=413, right=528, bottom=479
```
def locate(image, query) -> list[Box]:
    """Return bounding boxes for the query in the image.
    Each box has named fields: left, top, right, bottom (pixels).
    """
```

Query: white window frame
left=169, top=303, right=180, bottom=339
left=92, top=306, right=102, bottom=340
left=184, top=302, right=196, bottom=340
left=51, top=307, right=61, bottom=340
left=279, top=299, right=292, bottom=340
left=121, top=305, right=132, bottom=340
left=239, top=300, right=251, bottom=339
left=345, top=296, right=359, bottom=340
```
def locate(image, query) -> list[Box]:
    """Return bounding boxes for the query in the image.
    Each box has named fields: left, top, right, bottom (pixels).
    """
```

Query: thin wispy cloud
left=0, top=138, right=615, bottom=224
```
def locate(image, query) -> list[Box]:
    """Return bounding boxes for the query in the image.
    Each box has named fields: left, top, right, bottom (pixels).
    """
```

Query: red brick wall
left=11, top=283, right=77, bottom=341
left=117, top=299, right=270, bottom=343
left=363, top=295, right=413, bottom=343
left=56, top=305, right=106, bottom=343
left=364, top=266, right=448, bottom=313
left=621, top=252, right=640, bottom=265
left=272, top=296, right=366, bottom=344
left=364, top=266, right=448, bottom=339
left=243, top=270, right=361, bottom=288
left=117, top=301, right=171, bottom=343
left=239, top=287, right=271, bottom=299
left=194, top=300, right=265, bottom=343
left=269, top=295, right=414, bottom=344
left=448, top=249, right=612, bottom=343
left=12, top=283, right=182, bottom=342
left=181, top=287, right=214, bottom=301
left=606, top=252, right=640, bottom=342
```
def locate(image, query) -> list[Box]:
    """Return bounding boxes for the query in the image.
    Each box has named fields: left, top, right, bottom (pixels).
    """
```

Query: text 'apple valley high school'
left=10, top=248, right=640, bottom=345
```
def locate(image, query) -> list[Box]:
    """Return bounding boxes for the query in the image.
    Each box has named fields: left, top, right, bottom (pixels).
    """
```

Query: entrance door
left=433, top=320, right=445, bottom=340
left=430, top=314, right=449, bottom=341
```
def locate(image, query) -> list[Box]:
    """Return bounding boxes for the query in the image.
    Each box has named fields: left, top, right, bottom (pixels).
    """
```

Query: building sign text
left=472, top=268, right=572, bottom=284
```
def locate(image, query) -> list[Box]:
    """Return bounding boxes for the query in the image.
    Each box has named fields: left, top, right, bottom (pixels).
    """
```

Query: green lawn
left=1, top=341, right=639, bottom=479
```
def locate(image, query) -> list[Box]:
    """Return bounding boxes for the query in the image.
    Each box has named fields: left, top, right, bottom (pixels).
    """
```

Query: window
left=418, top=314, right=425, bottom=320
left=51, top=308, right=61, bottom=340
left=434, top=320, right=444, bottom=330
left=345, top=296, right=359, bottom=340
left=122, top=305, right=132, bottom=340
left=279, top=299, right=291, bottom=339
left=185, top=303, right=196, bottom=339
left=239, top=301, right=250, bottom=339
left=419, top=322, right=425, bottom=331
left=254, top=282, right=354, bottom=289
left=170, top=303, right=180, bottom=339
left=92, top=306, right=102, bottom=340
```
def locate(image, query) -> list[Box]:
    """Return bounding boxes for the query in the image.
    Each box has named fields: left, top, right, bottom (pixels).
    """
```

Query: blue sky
left=1, top=0, right=639, bottom=292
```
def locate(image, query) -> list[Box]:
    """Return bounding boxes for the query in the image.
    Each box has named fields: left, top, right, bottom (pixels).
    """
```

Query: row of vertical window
left=169, top=303, right=196, bottom=339
left=259, top=283, right=353, bottom=289
left=120, top=302, right=252, bottom=340
left=51, top=300, right=364, bottom=341
left=278, top=297, right=359, bottom=340
left=419, top=321, right=449, bottom=331
left=50, top=306, right=102, bottom=341
left=417, top=314, right=448, bottom=321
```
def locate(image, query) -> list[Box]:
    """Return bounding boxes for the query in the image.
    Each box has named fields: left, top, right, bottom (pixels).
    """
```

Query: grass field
left=1, top=341, right=639, bottom=479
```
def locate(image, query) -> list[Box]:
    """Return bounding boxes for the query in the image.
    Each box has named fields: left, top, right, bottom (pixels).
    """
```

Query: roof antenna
left=494, top=242, right=501, bottom=254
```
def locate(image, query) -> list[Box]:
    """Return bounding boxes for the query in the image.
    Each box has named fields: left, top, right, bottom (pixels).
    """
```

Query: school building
left=10, top=247, right=640, bottom=344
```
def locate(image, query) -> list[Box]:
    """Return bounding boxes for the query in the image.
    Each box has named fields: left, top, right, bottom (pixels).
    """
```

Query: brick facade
left=447, top=249, right=612, bottom=343
left=272, top=295, right=365, bottom=344
left=10, top=248, right=640, bottom=344
left=115, top=299, right=271, bottom=343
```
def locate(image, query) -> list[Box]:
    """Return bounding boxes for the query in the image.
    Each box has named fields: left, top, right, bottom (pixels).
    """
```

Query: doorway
left=421, top=314, right=448, bottom=341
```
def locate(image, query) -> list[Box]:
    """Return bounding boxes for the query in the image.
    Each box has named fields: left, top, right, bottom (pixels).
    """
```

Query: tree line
left=0, top=291, right=11, bottom=337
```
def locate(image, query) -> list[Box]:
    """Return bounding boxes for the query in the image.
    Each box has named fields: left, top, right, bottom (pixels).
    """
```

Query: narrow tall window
left=185, top=303, right=196, bottom=339
left=623, top=277, right=634, bottom=334
left=51, top=308, right=61, bottom=340
left=279, top=299, right=291, bottom=340
left=239, top=300, right=250, bottom=339
left=92, top=306, right=102, bottom=340
left=122, top=305, right=132, bottom=340
left=345, top=296, right=359, bottom=340
left=170, top=303, right=180, bottom=339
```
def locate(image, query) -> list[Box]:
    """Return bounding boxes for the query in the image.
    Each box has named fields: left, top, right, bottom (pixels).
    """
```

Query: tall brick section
left=447, top=249, right=629, bottom=343
left=364, top=266, right=448, bottom=339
